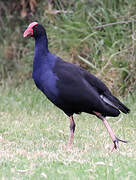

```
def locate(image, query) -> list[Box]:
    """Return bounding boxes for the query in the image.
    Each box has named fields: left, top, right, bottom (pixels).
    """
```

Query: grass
left=0, top=80, right=136, bottom=179
left=0, top=1, right=135, bottom=179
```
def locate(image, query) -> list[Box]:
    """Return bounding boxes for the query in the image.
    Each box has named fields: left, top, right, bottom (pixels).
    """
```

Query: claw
left=111, top=137, right=128, bottom=151
left=113, top=139, right=119, bottom=149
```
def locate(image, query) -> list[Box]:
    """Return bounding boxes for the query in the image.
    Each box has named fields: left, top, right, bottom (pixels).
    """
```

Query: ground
left=0, top=80, right=136, bottom=180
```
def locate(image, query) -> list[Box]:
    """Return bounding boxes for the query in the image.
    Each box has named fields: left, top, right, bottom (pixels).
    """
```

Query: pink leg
left=68, top=115, right=75, bottom=148
left=102, top=117, right=118, bottom=151
left=103, top=118, right=116, bottom=142
left=93, top=111, right=127, bottom=150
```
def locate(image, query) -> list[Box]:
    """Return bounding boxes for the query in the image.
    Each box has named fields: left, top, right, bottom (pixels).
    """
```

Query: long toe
left=111, top=136, right=128, bottom=152
left=116, top=137, right=128, bottom=143
left=114, top=139, right=119, bottom=149
left=111, top=139, right=119, bottom=152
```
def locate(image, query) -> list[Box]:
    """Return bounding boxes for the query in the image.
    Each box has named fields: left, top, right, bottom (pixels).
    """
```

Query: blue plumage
left=33, top=58, right=59, bottom=103
left=24, top=22, right=130, bottom=150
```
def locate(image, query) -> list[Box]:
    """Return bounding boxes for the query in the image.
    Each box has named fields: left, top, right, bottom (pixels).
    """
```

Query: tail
left=101, top=93, right=130, bottom=114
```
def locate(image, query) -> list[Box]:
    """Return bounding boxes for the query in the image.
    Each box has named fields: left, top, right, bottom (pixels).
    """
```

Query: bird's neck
left=34, top=35, right=49, bottom=56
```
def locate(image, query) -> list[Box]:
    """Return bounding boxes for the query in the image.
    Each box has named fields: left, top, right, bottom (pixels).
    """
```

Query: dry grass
left=0, top=80, right=136, bottom=179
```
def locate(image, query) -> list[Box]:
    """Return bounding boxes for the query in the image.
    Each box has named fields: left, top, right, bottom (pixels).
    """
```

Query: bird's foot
left=111, top=137, right=128, bottom=152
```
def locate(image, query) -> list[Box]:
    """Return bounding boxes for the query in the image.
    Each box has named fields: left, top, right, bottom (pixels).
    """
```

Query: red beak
left=23, top=28, right=33, bottom=37
left=23, top=22, right=38, bottom=37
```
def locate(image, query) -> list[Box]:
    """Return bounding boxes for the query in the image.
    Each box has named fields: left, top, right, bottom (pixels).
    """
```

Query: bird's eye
left=33, top=26, right=38, bottom=30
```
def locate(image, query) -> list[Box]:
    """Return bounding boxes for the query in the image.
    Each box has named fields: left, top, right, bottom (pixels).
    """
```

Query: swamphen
left=24, top=22, right=130, bottom=150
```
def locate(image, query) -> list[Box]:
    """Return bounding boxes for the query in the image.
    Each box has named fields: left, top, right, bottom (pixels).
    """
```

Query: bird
left=24, top=22, right=130, bottom=150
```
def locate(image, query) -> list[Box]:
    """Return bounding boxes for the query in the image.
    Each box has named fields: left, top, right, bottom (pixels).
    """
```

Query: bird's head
left=23, top=22, right=46, bottom=39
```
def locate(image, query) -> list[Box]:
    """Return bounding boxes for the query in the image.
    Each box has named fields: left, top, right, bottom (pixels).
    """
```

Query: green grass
left=0, top=80, right=136, bottom=179
left=0, top=1, right=135, bottom=179
left=0, top=0, right=136, bottom=94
